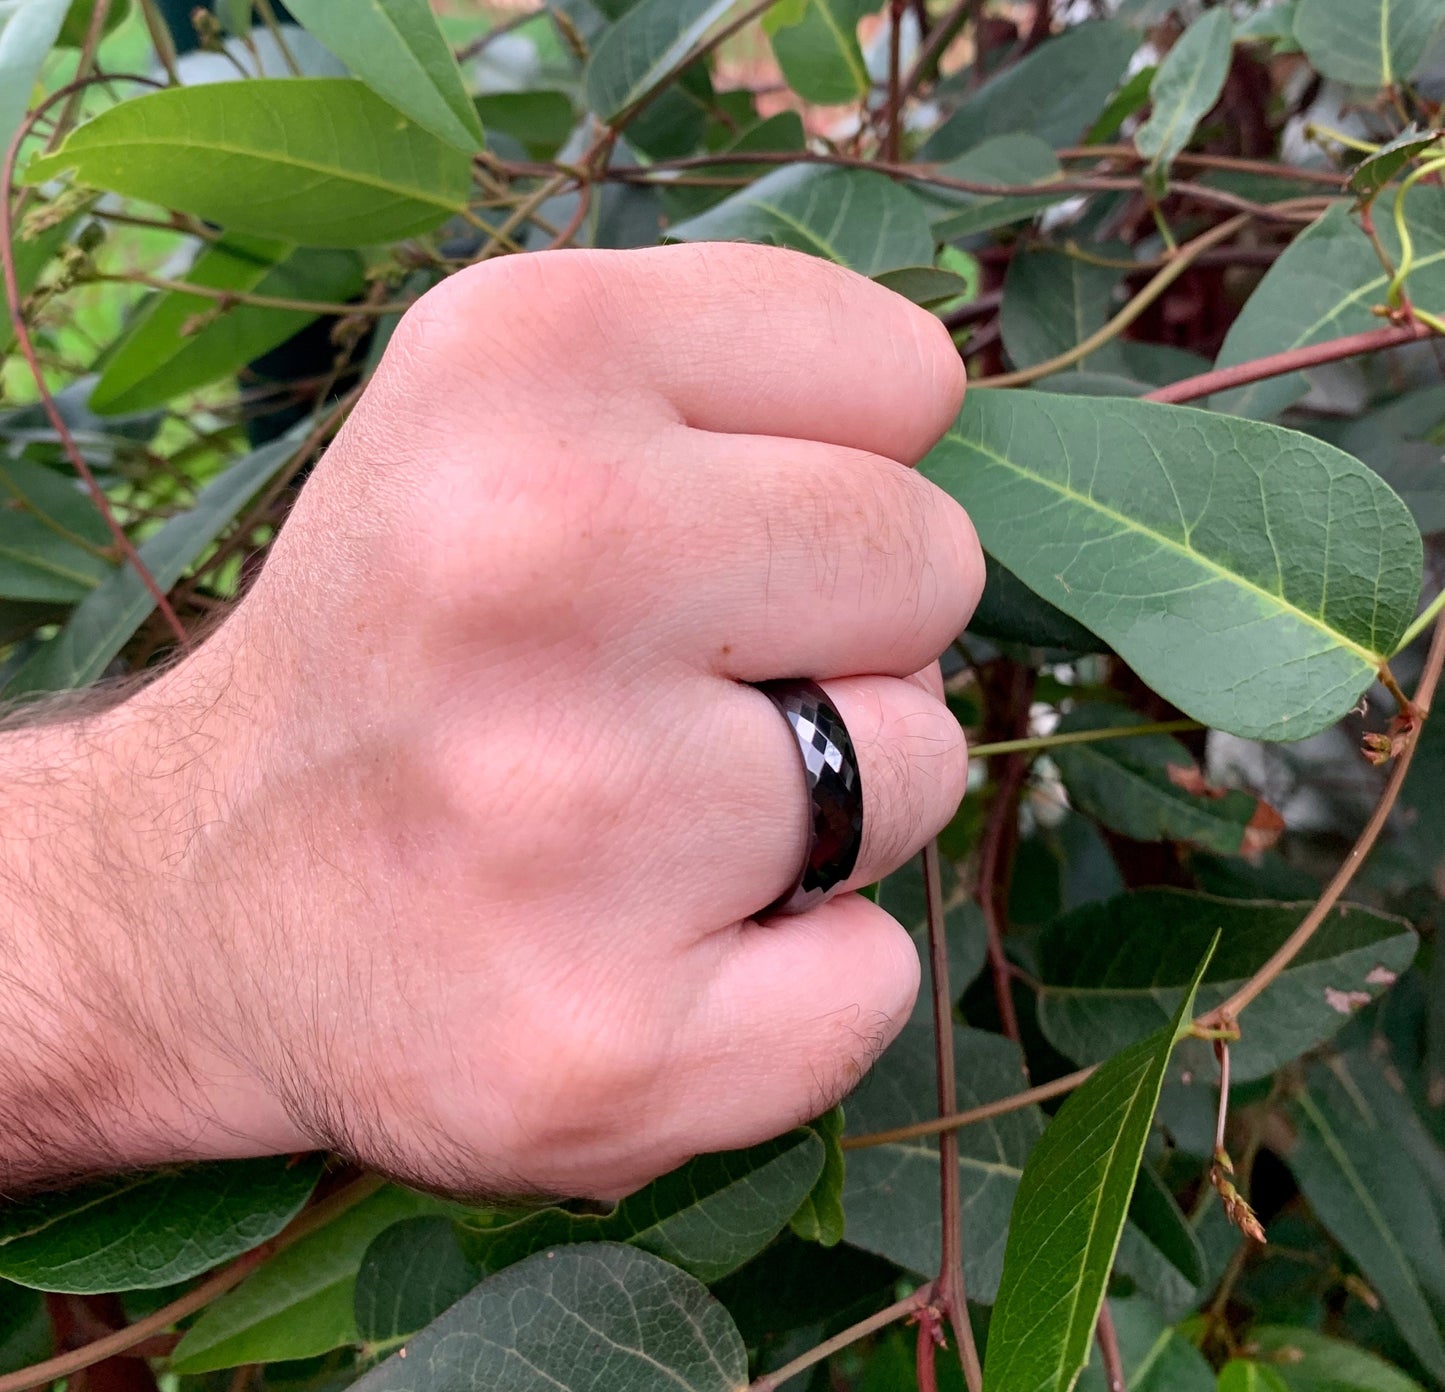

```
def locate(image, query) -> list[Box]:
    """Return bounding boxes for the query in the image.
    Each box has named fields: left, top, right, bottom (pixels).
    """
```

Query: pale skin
left=0, top=243, right=983, bottom=1200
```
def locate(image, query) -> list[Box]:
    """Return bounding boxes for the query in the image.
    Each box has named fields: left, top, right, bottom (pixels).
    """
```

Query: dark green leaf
left=1000, top=246, right=1126, bottom=375
left=354, top=1216, right=481, bottom=1349
left=1294, top=0, right=1445, bottom=89
left=0, top=1281, right=48, bottom=1377
left=92, top=243, right=366, bottom=414
left=876, top=852, right=988, bottom=1011
left=350, top=1243, right=747, bottom=1392
left=981, top=946, right=1212, bottom=1392
left=1286, top=1057, right=1445, bottom=1380
left=921, top=389, right=1423, bottom=740
left=0, top=458, right=114, bottom=602
left=284, top=0, right=483, bottom=151
left=170, top=1185, right=449, bottom=1372
left=1037, top=889, right=1416, bottom=1081
left=0, top=0, right=69, bottom=156
left=55, top=0, right=128, bottom=46
left=762, top=0, right=872, bottom=105
left=584, top=0, right=734, bottom=122
left=1051, top=703, right=1279, bottom=855
left=872, top=263, right=977, bottom=307
left=462, top=1129, right=823, bottom=1285
left=0, top=1157, right=321, bottom=1293
left=668, top=165, right=935, bottom=275
left=1128, top=1164, right=1206, bottom=1289
left=788, top=1105, right=845, bottom=1247
left=24, top=80, right=471, bottom=247
left=1135, top=9, right=1233, bottom=173
left=927, top=134, right=1065, bottom=240
left=966, top=553, right=1107, bottom=653
left=1219, top=1363, right=1293, bottom=1392
left=1245, top=1327, right=1427, bottom=1391
left=473, top=91, right=576, bottom=160
left=1211, top=194, right=1445, bottom=421
left=5, top=435, right=302, bottom=695
left=842, top=1023, right=1043, bottom=1300
left=1075, top=1297, right=1213, bottom=1392
left=1349, top=129, right=1441, bottom=200
left=921, top=21, right=1139, bottom=160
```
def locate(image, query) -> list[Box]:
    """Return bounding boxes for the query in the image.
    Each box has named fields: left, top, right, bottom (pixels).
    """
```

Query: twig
left=91, top=272, right=408, bottom=318
left=901, top=0, right=982, bottom=97
left=456, top=7, right=539, bottom=62
left=1096, top=1303, right=1127, bottom=1392
left=884, top=0, right=905, bottom=164
left=924, top=840, right=984, bottom=1392
left=137, top=0, right=182, bottom=85
left=970, top=720, right=1202, bottom=760
left=1058, top=144, right=1347, bottom=187
left=0, top=76, right=185, bottom=644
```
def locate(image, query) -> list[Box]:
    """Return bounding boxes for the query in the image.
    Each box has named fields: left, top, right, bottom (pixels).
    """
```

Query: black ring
left=757, top=679, right=864, bottom=916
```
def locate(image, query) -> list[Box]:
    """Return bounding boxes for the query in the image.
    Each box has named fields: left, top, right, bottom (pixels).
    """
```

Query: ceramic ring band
left=757, top=679, right=864, bottom=917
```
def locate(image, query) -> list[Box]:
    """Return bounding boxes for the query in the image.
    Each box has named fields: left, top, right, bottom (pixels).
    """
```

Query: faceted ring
left=757, top=679, right=864, bottom=917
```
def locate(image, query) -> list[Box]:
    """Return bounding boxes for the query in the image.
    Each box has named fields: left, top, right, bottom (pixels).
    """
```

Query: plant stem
left=93, top=272, right=408, bottom=318
left=884, top=0, right=905, bottom=165
left=969, top=719, right=1203, bottom=760
left=843, top=1067, right=1095, bottom=1150
left=901, top=0, right=982, bottom=97
left=748, top=1288, right=933, bottom=1391
left=973, top=215, right=1252, bottom=388
left=1096, top=1302, right=1127, bottom=1392
left=1204, top=610, right=1445, bottom=1025
left=138, top=0, right=182, bottom=84
left=1396, top=587, right=1445, bottom=654
left=924, top=840, right=984, bottom=1392
left=0, top=1174, right=384, bottom=1392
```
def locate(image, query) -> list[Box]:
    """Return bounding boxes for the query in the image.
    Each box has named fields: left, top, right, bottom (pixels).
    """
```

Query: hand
left=0, top=243, right=983, bottom=1198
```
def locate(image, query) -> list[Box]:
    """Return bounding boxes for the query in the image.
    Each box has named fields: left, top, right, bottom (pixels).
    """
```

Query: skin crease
left=0, top=243, right=984, bottom=1200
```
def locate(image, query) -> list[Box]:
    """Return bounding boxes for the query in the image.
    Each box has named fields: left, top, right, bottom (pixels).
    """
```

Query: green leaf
left=1128, top=1164, right=1206, bottom=1290
left=0, top=0, right=69, bottom=158
left=1075, top=1297, right=1214, bottom=1392
left=1211, top=195, right=1445, bottom=420
left=1286, top=1057, right=1445, bottom=1381
left=0, top=1157, right=321, bottom=1293
left=1219, top=1363, right=1292, bottom=1392
left=921, top=21, right=1139, bottom=160
left=350, top=1243, right=747, bottom=1392
left=872, top=263, right=977, bottom=308
left=92, top=242, right=365, bottom=414
left=762, top=0, right=872, bottom=105
left=788, top=1106, right=845, bottom=1247
left=1000, top=246, right=1127, bottom=375
left=354, top=1216, right=482, bottom=1349
left=1294, top=0, right=1445, bottom=89
left=584, top=0, right=735, bottom=123
left=170, top=1185, right=449, bottom=1372
left=24, top=79, right=470, bottom=247
left=668, top=165, right=935, bottom=276
left=5, top=435, right=302, bottom=695
left=1135, top=9, right=1233, bottom=173
left=1349, top=128, right=1441, bottom=201
left=56, top=0, right=129, bottom=46
left=1245, top=1327, right=1427, bottom=1392
left=0, top=459, right=114, bottom=602
left=981, top=944, right=1213, bottom=1392
left=1051, top=704, right=1279, bottom=855
left=284, top=0, right=483, bottom=151
left=461, top=1130, right=823, bottom=1285
left=926, top=134, right=1065, bottom=241
left=921, top=389, right=1423, bottom=740
left=842, top=1023, right=1044, bottom=1300
left=967, top=553, right=1107, bottom=653
left=473, top=91, right=576, bottom=160
left=1036, top=889, right=1416, bottom=1081
left=662, top=111, right=805, bottom=219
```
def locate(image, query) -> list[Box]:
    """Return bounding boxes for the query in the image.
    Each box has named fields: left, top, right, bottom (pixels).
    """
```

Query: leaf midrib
left=947, top=429, right=1383, bottom=666
left=813, top=0, right=869, bottom=95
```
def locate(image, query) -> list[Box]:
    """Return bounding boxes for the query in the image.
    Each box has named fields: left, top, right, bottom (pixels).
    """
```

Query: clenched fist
left=0, top=243, right=983, bottom=1198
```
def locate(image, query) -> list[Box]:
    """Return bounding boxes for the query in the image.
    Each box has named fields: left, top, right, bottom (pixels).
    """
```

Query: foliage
left=5, top=1, right=1445, bottom=1390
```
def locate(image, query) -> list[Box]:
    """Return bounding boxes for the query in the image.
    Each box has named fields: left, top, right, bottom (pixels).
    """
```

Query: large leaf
left=170, top=1185, right=448, bottom=1372
left=24, top=79, right=470, bottom=247
left=1245, top=1327, right=1428, bottom=1392
left=0, top=1158, right=321, bottom=1293
left=842, top=1022, right=1044, bottom=1301
left=788, top=1105, right=846, bottom=1247
left=981, top=948, right=1211, bottom=1392
left=921, top=21, right=1139, bottom=160
left=1212, top=194, right=1445, bottom=420
left=1294, top=0, right=1445, bottom=89
left=353, top=1216, right=482, bottom=1348
left=1000, top=246, right=1126, bottom=376
left=921, top=389, right=1423, bottom=741
left=92, top=243, right=366, bottom=414
left=967, top=553, right=1107, bottom=653
left=1075, top=1296, right=1214, bottom=1392
left=668, top=164, right=935, bottom=276
left=5, top=435, right=301, bottom=695
left=1036, top=889, right=1416, bottom=1082
left=763, top=0, right=872, bottom=105
left=349, top=1243, right=747, bottom=1392
left=460, top=1129, right=824, bottom=1285
left=1135, top=9, right=1233, bottom=173
left=927, top=134, right=1065, bottom=241
left=284, top=0, right=483, bottom=152
left=0, top=0, right=68, bottom=157
left=0, top=458, right=114, bottom=602
left=584, top=0, right=735, bottom=122
left=1051, top=703, right=1281, bottom=855
left=1286, top=1057, right=1445, bottom=1381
